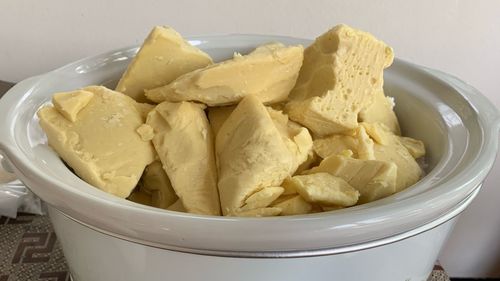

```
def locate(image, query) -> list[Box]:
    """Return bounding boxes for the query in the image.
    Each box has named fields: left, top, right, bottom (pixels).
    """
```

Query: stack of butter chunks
left=38, top=24, right=425, bottom=217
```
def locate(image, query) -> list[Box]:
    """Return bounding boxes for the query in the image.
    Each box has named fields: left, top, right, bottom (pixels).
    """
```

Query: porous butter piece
left=52, top=90, right=94, bottom=122
left=141, top=161, right=178, bottom=209
left=359, top=90, right=401, bottom=135
left=146, top=101, right=221, bottom=215
left=313, top=126, right=374, bottom=160
left=216, top=95, right=297, bottom=215
left=145, top=43, right=304, bottom=106
left=116, top=26, right=212, bottom=102
left=307, top=155, right=397, bottom=203
left=37, top=86, right=155, bottom=198
left=285, top=24, right=394, bottom=136
left=272, top=194, right=313, bottom=215
left=398, top=136, right=426, bottom=159
left=283, top=173, right=359, bottom=207
left=240, top=186, right=284, bottom=211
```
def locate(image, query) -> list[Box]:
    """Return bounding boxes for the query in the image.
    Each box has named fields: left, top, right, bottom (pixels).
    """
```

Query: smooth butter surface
left=38, top=86, right=155, bottom=198
left=146, top=101, right=221, bottom=215
left=145, top=43, right=304, bottom=106
left=116, top=26, right=212, bottom=102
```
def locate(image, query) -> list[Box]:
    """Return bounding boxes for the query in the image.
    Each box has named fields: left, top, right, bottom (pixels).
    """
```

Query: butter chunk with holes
left=285, top=24, right=394, bottom=136
left=146, top=101, right=221, bottom=215
left=116, top=26, right=212, bottom=102
left=307, top=155, right=397, bottom=203
left=283, top=173, right=359, bottom=206
left=38, top=86, right=155, bottom=198
left=146, top=43, right=303, bottom=106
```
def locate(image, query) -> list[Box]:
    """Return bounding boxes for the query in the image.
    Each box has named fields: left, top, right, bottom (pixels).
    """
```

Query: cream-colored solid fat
left=216, top=95, right=297, bottom=215
left=307, top=155, right=397, bottom=203
left=313, top=126, right=374, bottom=160
left=141, top=161, right=178, bottom=209
left=233, top=207, right=282, bottom=217
left=398, top=136, right=426, bottom=159
left=267, top=107, right=314, bottom=174
left=285, top=24, right=394, bottom=136
left=272, top=195, right=313, bottom=215
left=145, top=43, right=304, bottom=106
left=52, top=90, right=94, bottom=122
left=146, top=101, right=221, bottom=215
left=116, top=26, right=213, bottom=102
left=240, top=186, right=284, bottom=211
left=283, top=173, right=359, bottom=207
left=38, top=86, right=155, bottom=198
left=359, top=90, right=401, bottom=135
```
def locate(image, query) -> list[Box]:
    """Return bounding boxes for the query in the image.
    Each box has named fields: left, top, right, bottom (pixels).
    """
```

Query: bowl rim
left=0, top=34, right=498, bottom=254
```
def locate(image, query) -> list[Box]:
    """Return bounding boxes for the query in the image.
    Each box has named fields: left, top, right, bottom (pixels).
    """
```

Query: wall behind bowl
left=1, top=0, right=499, bottom=278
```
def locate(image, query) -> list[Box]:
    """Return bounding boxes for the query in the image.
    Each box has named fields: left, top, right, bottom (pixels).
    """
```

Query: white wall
left=1, top=0, right=499, bottom=277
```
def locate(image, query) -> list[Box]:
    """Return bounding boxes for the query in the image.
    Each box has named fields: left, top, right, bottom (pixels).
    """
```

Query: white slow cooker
left=0, top=35, right=498, bottom=281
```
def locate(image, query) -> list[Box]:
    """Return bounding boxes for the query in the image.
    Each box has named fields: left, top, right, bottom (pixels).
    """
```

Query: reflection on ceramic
left=0, top=35, right=498, bottom=281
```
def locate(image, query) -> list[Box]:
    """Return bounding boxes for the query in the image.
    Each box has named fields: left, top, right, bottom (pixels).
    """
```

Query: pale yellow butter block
left=307, top=155, right=397, bottom=203
left=398, top=136, right=426, bottom=159
left=147, top=101, right=221, bottom=215
left=272, top=195, right=313, bottom=215
left=313, top=126, right=374, bottom=160
left=141, top=161, right=178, bottom=209
left=232, top=207, right=282, bottom=217
left=267, top=107, right=314, bottom=174
left=285, top=24, right=394, bottom=136
left=216, top=95, right=297, bottom=215
left=146, top=43, right=304, bottom=106
left=283, top=173, right=359, bottom=207
left=359, top=90, right=401, bottom=135
left=38, top=86, right=155, bottom=198
left=116, top=26, right=212, bottom=102
left=52, top=90, right=94, bottom=122
left=207, top=105, right=236, bottom=136
left=240, top=186, right=284, bottom=211
left=373, top=136, right=423, bottom=192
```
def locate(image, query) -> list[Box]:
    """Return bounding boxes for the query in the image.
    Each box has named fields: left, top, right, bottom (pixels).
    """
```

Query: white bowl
left=0, top=35, right=498, bottom=281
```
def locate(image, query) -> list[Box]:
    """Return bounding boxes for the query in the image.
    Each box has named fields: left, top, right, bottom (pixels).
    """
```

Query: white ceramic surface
left=0, top=35, right=499, bottom=280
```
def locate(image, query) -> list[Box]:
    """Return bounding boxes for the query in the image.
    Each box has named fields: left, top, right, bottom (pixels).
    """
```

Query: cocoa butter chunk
left=146, top=101, right=221, bottom=215
left=216, top=95, right=297, bottom=215
left=38, top=86, right=155, bottom=198
left=307, top=155, right=397, bottom=203
left=285, top=24, right=394, bottom=136
left=359, top=90, right=401, bottom=135
left=145, top=43, right=304, bottom=106
left=282, top=173, right=360, bottom=207
left=116, top=26, right=212, bottom=102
